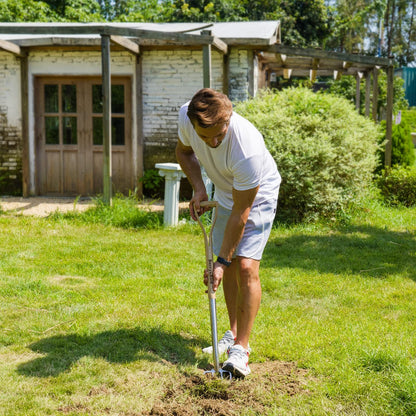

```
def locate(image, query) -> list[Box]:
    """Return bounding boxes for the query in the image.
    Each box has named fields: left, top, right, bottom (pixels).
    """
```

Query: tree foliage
left=1, top=0, right=415, bottom=73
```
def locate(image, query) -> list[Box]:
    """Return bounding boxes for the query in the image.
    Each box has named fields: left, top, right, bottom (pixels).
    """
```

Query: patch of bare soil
left=145, top=361, right=312, bottom=416
left=0, top=196, right=189, bottom=217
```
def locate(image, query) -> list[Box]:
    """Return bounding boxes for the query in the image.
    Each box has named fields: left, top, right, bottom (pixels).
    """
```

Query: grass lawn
left=0, top=198, right=415, bottom=415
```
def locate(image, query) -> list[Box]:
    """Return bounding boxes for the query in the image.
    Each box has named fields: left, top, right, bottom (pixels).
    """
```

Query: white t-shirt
left=178, top=102, right=281, bottom=210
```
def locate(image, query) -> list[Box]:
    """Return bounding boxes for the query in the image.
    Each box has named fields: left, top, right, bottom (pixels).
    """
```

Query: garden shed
left=0, top=22, right=393, bottom=199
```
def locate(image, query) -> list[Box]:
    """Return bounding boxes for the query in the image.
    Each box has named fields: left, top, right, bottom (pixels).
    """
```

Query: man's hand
left=204, top=262, right=227, bottom=292
left=190, top=190, right=209, bottom=221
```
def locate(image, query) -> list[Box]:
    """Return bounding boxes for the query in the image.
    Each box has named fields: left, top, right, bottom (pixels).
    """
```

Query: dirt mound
left=146, top=361, right=312, bottom=416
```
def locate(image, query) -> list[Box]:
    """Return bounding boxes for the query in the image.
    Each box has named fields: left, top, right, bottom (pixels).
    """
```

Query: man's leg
left=222, top=257, right=261, bottom=349
left=222, top=260, right=238, bottom=338
left=235, top=257, right=261, bottom=349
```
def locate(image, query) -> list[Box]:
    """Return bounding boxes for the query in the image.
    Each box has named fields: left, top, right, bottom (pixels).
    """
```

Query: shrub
left=139, top=169, right=164, bottom=198
left=234, top=88, right=382, bottom=222
left=401, top=108, right=416, bottom=132
left=377, top=166, right=416, bottom=207
left=378, top=120, right=415, bottom=169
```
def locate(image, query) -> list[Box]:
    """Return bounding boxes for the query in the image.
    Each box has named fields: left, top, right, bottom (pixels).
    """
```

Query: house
left=0, top=22, right=394, bottom=197
left=0, top=22, right=280, bottom=197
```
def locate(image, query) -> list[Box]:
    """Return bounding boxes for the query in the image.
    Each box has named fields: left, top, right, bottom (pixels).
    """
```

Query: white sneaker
left=202, top=330, right=235, bottom=355
left=222, top=344, right=251, bottom=378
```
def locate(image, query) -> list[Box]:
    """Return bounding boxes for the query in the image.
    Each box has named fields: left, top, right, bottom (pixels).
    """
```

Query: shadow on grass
left=18, top=327, right=207, bottom=378
left=264, top=224, right=416, bottom=280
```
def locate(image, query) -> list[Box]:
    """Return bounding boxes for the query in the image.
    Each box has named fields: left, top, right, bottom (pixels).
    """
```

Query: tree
left=278, top=0, right=331, bottom=47
left=382, top=0, right=416, bottom=65
left=0, top=0, right=58, bottom=21
left=0, top=0, right=103, bottom=22
left=167, top=0, right=330, bottom=47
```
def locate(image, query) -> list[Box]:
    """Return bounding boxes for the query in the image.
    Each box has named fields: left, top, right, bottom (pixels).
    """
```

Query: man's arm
left=175, top=138, right=209, bottom=220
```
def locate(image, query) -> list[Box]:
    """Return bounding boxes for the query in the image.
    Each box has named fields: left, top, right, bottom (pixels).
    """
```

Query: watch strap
left=217, top=256, right=232, bottom=267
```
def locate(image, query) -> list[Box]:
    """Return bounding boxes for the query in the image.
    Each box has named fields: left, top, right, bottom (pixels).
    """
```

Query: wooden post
left=201, top=30, right=212, bottom=88
left=20, top=52, right=30, bottom=196
left=223, top=51, right=229, bottom=95
left=136, top=52, right=144, bottom=197
left=248, top=50, right=255, bottom=97
left=385, top=63, right=394, bottom=167
left=101, top=34, right=112, bottom=205
left=355, top=73, right=361, bottom=113
left=372, top=67, right=379, bottom=122
left=365, top=72, right=371, bottom=118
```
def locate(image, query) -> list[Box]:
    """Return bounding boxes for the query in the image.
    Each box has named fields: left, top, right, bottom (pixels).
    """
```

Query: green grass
left=0, top=198, right=415, bottom=415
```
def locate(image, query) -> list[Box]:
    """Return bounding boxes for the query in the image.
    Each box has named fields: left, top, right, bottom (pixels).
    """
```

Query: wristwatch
left=217, top=256, right=232, bottom=267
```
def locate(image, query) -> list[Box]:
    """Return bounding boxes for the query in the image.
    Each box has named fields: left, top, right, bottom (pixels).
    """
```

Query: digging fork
left=194, top=200, right=232, bottom=380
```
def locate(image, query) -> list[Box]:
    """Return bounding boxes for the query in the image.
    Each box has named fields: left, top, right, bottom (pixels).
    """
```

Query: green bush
left=234, top=88, right=382, bottom=222
left=378, top=120, right=415, bottom=169
left=139, top=169, right=164, bottom=198
left=377, top=166, right=416, bottom=207
left=401, top=108, right=416, bottom=132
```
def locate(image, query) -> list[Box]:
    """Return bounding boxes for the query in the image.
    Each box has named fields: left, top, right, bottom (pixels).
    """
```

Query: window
left=92, top=84, right=125, bottom=146
left=44, top=83, right=77, bottom=145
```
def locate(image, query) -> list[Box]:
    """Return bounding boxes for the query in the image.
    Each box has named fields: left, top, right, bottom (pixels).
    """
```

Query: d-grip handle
left=199, top=200, right=218, bottom=209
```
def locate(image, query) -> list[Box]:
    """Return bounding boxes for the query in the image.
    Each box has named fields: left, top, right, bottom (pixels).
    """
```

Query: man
left=176, top=88, right=281, bottom=377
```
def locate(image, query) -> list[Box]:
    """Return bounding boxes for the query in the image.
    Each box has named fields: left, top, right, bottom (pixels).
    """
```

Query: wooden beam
left=110, top=35, right=139, bottom=55
left=101, top=34, right=112, bottom=205
left=385, top=64, right=394, bottom=167
left=334, top=70, right=342, bottom=80
left=267, top=44, right=392, bottom=67
left=210, top=36, right=228, bottom=54
left=0, top=39, right=23, bottom=56
left=0, top=23, right=228, bottom=49
left=283, top=68, right=292, bottom=79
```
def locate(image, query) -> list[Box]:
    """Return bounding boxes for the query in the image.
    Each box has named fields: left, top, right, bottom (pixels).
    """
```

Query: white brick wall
left=141, top=49, right=224, bottom=148
left=28, top=50, right=135, bottom=75
left=0, top=52, right=21, bottom=126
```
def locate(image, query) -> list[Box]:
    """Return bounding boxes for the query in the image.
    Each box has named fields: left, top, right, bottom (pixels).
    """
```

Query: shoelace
left=228, top=345, right=249, bottom=359
left=219, top=335, right=235, bottom=346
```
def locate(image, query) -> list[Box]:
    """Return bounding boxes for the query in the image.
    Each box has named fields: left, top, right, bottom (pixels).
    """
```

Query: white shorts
left=212, top=199, right=277, bottom=261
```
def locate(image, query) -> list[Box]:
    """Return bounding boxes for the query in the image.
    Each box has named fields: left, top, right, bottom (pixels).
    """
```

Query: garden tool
left=194, top=200, right=232, bottom=380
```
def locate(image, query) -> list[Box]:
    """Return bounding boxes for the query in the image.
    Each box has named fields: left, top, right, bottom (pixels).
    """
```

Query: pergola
left=261, top=45, right=394, bottom=122
left=0, top=23, right=394, bottom=203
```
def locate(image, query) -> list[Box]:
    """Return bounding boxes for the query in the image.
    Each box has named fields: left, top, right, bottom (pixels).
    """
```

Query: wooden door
left=35, top=76, right=133, bottom=196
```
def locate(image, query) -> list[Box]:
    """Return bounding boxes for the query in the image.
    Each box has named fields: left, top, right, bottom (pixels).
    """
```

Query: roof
left=0, top=21, right=280, bottom=48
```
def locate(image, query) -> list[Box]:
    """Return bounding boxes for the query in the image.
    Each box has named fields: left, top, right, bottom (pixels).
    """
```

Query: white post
left=155, top=163, right=185, bottom=226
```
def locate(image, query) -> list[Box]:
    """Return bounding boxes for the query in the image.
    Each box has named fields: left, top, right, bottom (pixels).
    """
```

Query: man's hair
left=187, top=88, right=233, bottom=128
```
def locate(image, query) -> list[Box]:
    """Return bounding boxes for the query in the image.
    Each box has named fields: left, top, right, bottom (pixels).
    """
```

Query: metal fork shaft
left=209, top=297, right=220, bottom=372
